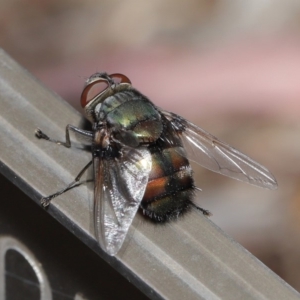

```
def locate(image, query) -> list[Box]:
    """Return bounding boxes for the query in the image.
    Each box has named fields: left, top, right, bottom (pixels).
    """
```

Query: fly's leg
left=191, top=187, right=212, bottom=216
left=36, top=124, right=93, bottom=207
left=35, top=125, right=93, bottom=148
left=191, top=202, right=212, bottom=217
left=41, top=160, right=93, bottom=208
left=195, top=206, right=212, bottom=217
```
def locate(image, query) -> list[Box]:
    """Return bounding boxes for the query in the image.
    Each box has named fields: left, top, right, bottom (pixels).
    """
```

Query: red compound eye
left=110, top=73, right=131, bottom=85
left=80, top=79, right=109, bottom=108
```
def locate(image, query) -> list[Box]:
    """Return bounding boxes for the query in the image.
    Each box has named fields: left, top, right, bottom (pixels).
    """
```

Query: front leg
left=35, top=124, right=93, bottom=148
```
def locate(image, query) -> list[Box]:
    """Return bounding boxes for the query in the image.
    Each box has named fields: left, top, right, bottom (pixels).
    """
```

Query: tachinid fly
left=36, top=72, right=278, bottom=255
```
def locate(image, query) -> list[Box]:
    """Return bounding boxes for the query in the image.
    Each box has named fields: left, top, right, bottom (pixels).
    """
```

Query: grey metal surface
left=0, top=48, right=299, bottom=300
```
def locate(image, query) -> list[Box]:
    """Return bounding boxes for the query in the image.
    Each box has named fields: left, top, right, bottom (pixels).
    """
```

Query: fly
left=35, top=72, right=277, bottom=255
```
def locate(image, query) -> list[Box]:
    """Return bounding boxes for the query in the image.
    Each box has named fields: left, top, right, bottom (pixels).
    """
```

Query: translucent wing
left=161, top=110, right=277, bottom=190
left=93, top=147, right=152, bottom=256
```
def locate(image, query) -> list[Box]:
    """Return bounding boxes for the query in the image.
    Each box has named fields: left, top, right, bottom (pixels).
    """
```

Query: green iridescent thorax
left=100, top=90, right=163, bottom=143
left=84, top=83, right=130, bottom=123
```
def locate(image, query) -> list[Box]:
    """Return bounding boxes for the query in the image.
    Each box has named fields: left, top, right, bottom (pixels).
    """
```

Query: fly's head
left=80, top=73, right=132, bottom=123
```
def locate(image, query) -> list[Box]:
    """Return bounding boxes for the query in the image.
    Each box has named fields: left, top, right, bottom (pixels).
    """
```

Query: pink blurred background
left=2, top=0, right=300, bottom=291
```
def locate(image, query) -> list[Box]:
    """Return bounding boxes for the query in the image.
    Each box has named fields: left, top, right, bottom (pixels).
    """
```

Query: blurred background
left=2, top=0, right=300, bottom=295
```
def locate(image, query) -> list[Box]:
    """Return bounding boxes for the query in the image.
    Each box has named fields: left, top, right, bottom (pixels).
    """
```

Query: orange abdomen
left=141, top=146, right=195, bottom=222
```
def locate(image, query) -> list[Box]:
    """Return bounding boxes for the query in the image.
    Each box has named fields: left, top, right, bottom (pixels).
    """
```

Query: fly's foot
left=35, top=128, right=68, bottom=146
left=192, top=203, right=212, bottom=217
left=40, top=197, right=51, bottom=208
left=35, top=129, right=50, bottom=141
left=201, top=209, right=212, bottom=217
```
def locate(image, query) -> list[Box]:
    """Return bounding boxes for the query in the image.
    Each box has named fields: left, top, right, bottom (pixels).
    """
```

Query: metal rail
left=0, top=49, right=299, bottom=300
